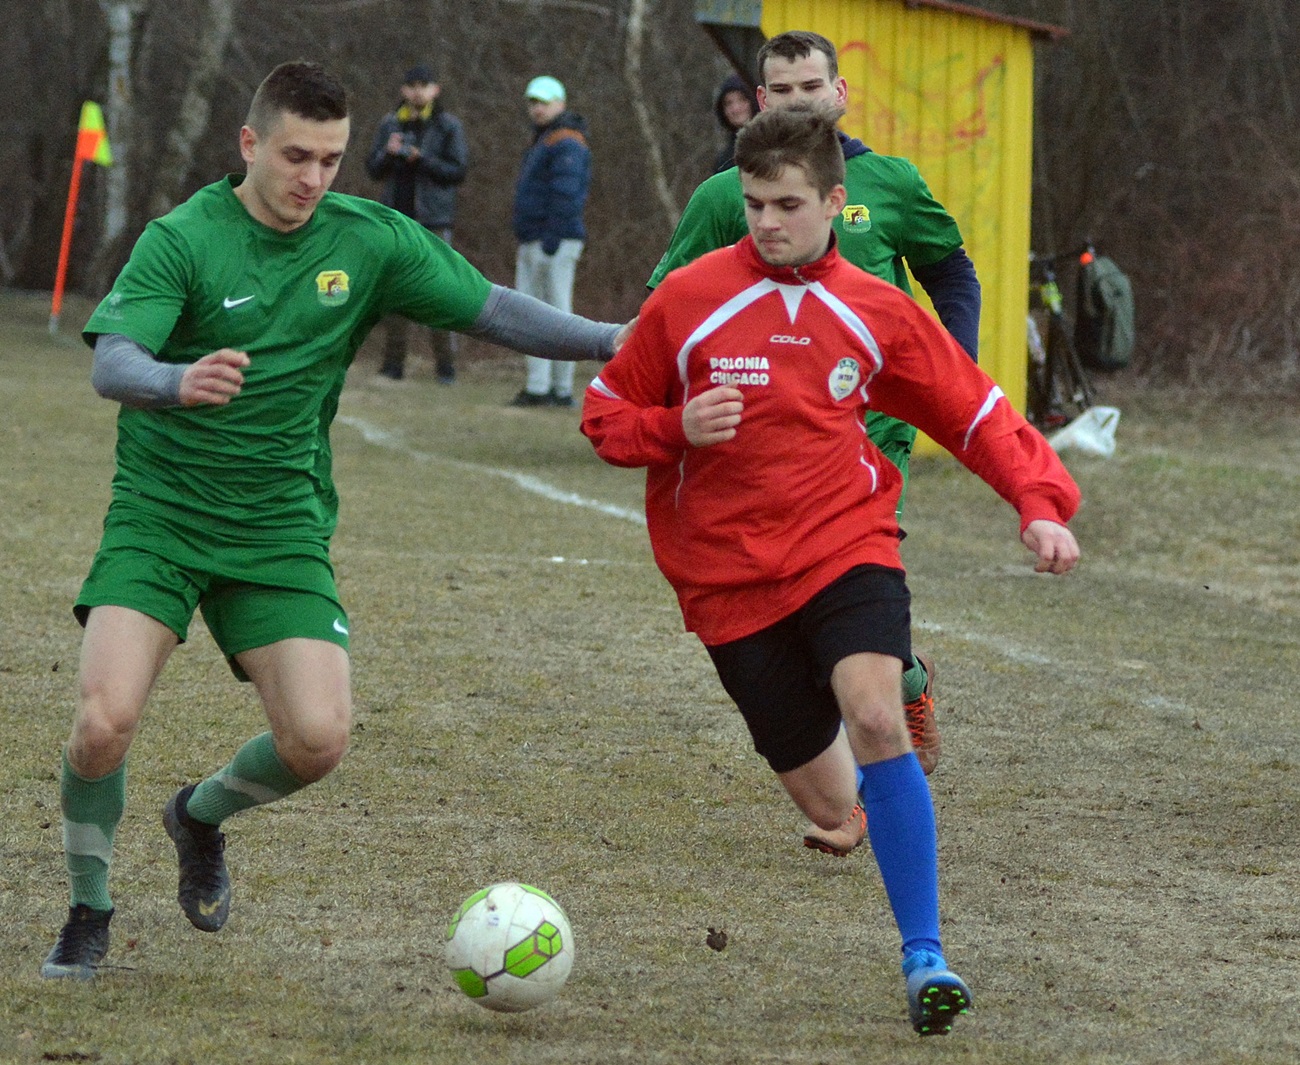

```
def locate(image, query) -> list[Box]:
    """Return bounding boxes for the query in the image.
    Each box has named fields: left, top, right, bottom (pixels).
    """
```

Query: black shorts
left=705, top=564, right=911, bottom=774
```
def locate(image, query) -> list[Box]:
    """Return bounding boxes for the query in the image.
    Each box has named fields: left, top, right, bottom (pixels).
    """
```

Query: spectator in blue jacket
left=510, top=75, right=592, bottom=408
left=366, top=64, right=469, bottom=383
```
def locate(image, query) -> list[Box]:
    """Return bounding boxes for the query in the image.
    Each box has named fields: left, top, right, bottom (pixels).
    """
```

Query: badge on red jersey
left=828, top=357, right=862, bottom=402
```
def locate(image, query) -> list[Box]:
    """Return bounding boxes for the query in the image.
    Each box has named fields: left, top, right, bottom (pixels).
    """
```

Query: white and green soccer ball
left=444, top=881, right=575, bottom=1012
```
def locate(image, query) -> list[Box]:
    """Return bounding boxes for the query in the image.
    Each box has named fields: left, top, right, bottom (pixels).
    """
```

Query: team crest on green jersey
left=315, top=270, right=350, bottom=307
left=828, top=357, right=862, bottom=402
left=841, top=205, right=871, bottom=231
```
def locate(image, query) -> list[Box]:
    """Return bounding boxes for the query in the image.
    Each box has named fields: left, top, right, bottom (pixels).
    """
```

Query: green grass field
left=2, top=289, right=1298, bottom=1064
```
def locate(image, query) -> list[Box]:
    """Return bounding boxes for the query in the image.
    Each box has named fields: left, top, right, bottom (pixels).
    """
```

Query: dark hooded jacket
left=512, top=111, right=591, bottom=253
left=713, top=73, right=759, bottom=174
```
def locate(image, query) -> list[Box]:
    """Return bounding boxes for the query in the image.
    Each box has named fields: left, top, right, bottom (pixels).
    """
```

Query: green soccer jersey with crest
left=84, top=177, right=491, bottom=558
left=647, top=142, right=962, bottom=292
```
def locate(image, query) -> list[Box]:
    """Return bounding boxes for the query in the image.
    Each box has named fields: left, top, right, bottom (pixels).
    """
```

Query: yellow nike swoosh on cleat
left=198, top=899, right=224, bottom=916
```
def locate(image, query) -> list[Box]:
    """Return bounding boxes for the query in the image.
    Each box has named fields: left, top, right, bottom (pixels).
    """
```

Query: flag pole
left=50, top=102, right=113, bottom=335
left=50, top=158, right=86, bottom=335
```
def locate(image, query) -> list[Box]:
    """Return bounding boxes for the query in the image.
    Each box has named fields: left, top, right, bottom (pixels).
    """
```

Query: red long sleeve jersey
left=582, top=237, right=1080, bottom=646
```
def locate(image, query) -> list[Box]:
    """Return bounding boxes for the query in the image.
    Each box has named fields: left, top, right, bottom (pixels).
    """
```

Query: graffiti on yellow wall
left=838, top=40, right=1006, bottom=160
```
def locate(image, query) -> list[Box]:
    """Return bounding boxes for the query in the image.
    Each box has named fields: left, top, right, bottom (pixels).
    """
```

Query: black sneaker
left=549, top=391, right=576, bottom=408
left=41, top=904, right=113, bottom=980
left=435, top=359, right=456, bottom=385
left=509, top=389, right=549, bottom=407
left=162, top=785, right=230, bottom=932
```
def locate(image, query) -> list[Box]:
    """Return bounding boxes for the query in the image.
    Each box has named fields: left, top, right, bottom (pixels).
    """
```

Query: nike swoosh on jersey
left=333, top=618, right=349, bottom=635
left=223, top=295, right=254, bottom=309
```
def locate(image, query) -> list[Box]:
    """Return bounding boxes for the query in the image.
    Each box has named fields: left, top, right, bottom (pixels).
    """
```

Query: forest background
left=2, top=0, right=1296, bottom=392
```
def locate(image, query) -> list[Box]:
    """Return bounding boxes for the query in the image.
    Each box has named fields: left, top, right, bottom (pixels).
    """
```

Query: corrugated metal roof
left=903, top=0, right=1068, bottom=42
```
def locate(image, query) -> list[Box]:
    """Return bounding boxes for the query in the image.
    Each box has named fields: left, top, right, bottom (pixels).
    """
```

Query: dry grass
left=1, top=290, right=1298, bottom=1064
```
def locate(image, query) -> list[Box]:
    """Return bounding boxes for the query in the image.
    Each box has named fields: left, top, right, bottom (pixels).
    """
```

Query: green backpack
left=1074, top=254, right=1135, bottom=371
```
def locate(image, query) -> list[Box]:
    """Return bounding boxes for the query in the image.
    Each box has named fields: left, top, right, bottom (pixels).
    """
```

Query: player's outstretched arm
left=468, top=284, right=621, bottom=362
left=1021, top=519, right=1079, bottom=575
left=682, top=386, right=743, bottom=447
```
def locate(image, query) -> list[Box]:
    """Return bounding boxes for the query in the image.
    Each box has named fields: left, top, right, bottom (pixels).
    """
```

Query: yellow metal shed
left=697, top=0, right=1066, bottom=446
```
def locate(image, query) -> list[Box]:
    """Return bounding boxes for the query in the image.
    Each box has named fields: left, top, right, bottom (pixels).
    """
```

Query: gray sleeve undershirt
left=91, top=333, right=185, bottom=408
left=468, top=284, right=619, bottom=362
left=91, top=284, right=618, bottom=408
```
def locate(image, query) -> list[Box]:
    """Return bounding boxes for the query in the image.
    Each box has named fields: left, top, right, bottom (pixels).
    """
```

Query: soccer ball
left=444, top=881, right=575, bottom=1012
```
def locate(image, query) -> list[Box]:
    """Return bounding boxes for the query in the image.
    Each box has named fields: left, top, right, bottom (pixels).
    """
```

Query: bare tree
left=145, top=0, right=237, bottom=219
left=624, top=0, right=682, bottom=229
left=88, top=0, right=148, bottom=288
left=98, top=2, right=146, bottom=247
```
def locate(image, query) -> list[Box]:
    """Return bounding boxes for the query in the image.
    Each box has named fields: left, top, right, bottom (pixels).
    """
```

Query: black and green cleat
left=163, top=785, right=231, bottom=932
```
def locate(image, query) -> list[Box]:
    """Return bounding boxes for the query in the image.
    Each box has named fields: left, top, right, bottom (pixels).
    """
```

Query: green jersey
left=649, top=143, right=962, bottom=291
left=84, top=177, right=491, bottom=555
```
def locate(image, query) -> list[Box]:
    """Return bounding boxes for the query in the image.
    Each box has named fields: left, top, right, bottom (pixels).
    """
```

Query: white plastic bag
left=1047, top=405, right=1121, bottom=458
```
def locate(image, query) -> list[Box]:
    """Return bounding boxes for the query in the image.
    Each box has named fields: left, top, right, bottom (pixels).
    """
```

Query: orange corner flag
left=75, top=101, right=113, bottom=167
left=51, top=101, right=113, bottom=332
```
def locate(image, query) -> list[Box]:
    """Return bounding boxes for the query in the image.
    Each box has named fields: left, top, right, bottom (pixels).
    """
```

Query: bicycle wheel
left=1046, top=312, right=1097, bottom=422
left=1025, top=314, right=1057, bottom=427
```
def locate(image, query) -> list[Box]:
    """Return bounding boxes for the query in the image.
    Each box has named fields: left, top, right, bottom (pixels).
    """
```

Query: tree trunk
left=146, top=0, right=238, bottom=220
left=90, top=0, right=147, bottom=290
left=624, top=0, right=681, bottom=231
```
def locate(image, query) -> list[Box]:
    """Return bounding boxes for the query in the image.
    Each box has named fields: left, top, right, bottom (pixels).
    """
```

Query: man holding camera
left=366, top=64, right=469, bottom=383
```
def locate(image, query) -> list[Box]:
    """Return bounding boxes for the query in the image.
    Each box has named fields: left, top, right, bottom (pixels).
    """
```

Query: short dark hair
left=756, top=31, right=839, bottom=85
left=734, top=103, right=845, bottom=199
left=246, top=61, right=349, bottom=134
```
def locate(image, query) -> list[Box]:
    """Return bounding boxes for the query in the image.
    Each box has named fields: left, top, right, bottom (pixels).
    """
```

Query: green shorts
left=75, top=543, right=349, bottom=682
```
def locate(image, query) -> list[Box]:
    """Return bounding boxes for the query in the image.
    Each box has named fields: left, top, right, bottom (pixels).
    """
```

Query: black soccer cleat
left=163, top=785, right=231, bottom=932
left=42, top=904, right=113, bottom=980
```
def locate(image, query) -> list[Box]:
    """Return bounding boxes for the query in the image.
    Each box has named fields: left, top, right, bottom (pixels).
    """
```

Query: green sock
left=901, top=656, right=928, bottom=705
left=186, top=732, right=307, bottom=826
left=61, top=753, right=125, bottom=912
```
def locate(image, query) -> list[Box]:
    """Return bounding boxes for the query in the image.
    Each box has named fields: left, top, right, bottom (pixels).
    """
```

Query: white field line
left=336, top=415, right=647, bottom=526
left=913, top=618, right=1053, bottom=667
left=337, top=415, right=1198, bottom=716
left=913, top=618, right=1201, bottom=715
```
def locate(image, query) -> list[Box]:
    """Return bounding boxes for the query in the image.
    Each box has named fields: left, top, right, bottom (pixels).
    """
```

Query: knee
left=277, top=708, right=351, bottom=783
left=69, top=682, right=142, bottom=772
left=840, top=697, right=898, bottom=738
left=839, top=697, right=910, bottom=756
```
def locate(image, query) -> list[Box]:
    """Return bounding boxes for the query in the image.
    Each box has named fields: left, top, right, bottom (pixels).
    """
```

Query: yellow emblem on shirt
left=315, top=270, right=350, bottom=307
left=841, top=205, right=871, bottom=230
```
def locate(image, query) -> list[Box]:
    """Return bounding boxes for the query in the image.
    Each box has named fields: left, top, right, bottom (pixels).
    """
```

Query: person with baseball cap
left=510, top=75, right=592, bottom=407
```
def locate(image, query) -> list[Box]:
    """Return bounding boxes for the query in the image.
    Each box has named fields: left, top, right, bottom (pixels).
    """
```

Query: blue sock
left=858, top=753, right=943, bottom=962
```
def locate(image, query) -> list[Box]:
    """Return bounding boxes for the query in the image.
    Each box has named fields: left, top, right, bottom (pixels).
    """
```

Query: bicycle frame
left=1026, top=247, right=1097, bottom=428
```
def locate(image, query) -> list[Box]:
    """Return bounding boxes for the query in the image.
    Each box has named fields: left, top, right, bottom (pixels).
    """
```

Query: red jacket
left=582, top=236, right=1080, bottom=645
